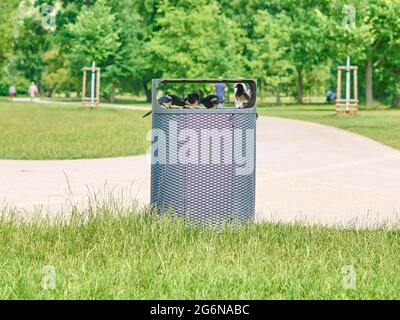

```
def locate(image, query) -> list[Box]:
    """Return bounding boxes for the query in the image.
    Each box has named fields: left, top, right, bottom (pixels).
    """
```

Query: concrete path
left=257, top=117, right=400, bottom=227
left=1, top=116, right=400, bottom=227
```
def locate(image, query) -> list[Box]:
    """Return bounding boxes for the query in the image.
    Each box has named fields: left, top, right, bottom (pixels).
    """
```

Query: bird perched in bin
left=184, top=92, right=200, bottom=108
left=200, top=94, right=221, bottom=109
left=158, top=94, right=185, bottom=108
left=234, top=83, right=251, bottom=108
left=143, top=94, right=185, bottom=117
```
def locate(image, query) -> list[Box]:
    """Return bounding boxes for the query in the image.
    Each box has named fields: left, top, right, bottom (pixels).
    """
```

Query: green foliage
left=250, top=10, right=293, bottom=102
left=0, top=0, right=19, bottom=70
left=42, top=46, right=76, bottom=95
left=0, top=64, right=30, bottom=96
left=67, top=0, right=120, bottom=67
left=146, top=1, right=246, bottom=78
left=1, top=0, right=400, bottom=104
left=318, top=0, right=400, bottom=106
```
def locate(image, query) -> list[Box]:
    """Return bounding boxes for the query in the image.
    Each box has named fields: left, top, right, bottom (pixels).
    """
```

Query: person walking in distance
left=9, top=85, right=16, bottom=102
left=215, top=77, right=227, bottom=108
left=28, top=82, right=38, bottom=102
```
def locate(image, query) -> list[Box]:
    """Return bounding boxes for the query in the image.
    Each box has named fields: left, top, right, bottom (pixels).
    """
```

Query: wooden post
left=96, top=68, right=101, bottom=106
left=336, top=61, right=358, bottom=115
left=336, top=69, right=341, bottom=113
left=353, top=67, right=358, bottom=113
left=82, top=70, right=87, bottom=105
left=90, top=62, right=95, bottom=106
left=81, top=64, right=101, bottom=107
left=345, top=57, right=350, bottom=112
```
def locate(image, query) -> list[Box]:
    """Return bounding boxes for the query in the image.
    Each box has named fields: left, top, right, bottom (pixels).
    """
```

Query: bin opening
left=155, top=78, right=257, bottom=110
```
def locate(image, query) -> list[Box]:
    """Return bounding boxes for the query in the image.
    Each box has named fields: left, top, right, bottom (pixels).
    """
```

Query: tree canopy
left=0, top=0, right=399, bottom=106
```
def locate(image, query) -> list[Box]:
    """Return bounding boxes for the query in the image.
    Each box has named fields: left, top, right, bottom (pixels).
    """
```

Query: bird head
left=184, top=92, right=200, bottom=106
left=234, top=83, right=245, bottom=96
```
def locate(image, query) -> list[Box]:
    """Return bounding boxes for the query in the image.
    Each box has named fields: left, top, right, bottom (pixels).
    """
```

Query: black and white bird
left=234, top=83, right=251, bottom=108
left=143, top=94, right=185, bottom=117
left=158, top=94, right=185, bottom=108
left=184, top=92, right=200, bottom=108
left=200, top=94, right=220, bottom=109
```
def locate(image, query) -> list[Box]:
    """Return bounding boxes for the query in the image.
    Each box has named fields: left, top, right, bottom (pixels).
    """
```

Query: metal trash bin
left=150, top=78, right=257, bottom=227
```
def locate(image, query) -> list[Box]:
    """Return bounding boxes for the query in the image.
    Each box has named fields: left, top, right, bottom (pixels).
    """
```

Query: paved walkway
left=1, top=115, right=400, bottom=227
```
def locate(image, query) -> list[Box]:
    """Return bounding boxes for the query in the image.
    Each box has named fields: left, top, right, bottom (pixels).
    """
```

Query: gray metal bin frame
left=150, top=78, right=257, bottom=227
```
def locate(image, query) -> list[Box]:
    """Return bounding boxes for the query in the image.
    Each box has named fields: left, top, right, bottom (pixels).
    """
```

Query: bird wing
left=158, top=95, right=174, bottom=107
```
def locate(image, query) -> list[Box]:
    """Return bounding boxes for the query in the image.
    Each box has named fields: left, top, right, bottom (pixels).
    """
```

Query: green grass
left=1, top=207, right=400, bottom=299
left=0, top=100, right=151, bottom=159
left=2, top=99, right=400, bottom=160
left=260, top=104, right=400, bottom=150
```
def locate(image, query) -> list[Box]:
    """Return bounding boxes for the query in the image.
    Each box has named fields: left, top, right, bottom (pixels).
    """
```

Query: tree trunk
left=275, top=86, right=281, bottom=105
left=365, top=56, right=373, bottom=107
left=391, top=94, right=399, bottom=108
left=110, top=83, right=116, bottom=103
left=143, top=81, right=151, bottom=102
left=392, top=84, right=399, bottom=108
left=296, top=67, right=303, bottom=104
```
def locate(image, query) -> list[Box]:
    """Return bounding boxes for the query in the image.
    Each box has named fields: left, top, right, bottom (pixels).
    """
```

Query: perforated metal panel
left=150, top=112, right=256, bottom=228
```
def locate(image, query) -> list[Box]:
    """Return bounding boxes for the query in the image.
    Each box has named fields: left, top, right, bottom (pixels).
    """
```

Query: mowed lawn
left=1, top=99, right=400, bottom=160
left=0, top=100, right=151, bottom=159
left=259, top=104, right=400, bottom=150
left=0, top=210, right=399, bottom=299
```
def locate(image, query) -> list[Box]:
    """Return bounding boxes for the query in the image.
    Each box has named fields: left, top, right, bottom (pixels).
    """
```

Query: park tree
left=0, top=1, right=19, bottom=72
left=250, top=10, right=293, bottom=104
left=319, top=0, right=400, bottom=106
left=377, top=38, right=400, bottom=108
left=67, top=0, right=146, bottom=101
left=0, top=0, right=22, bottom=94
left=365, top=0, right=400, bottom=107
left=2, top=0, right=400, bottom=104
left=42, top=46, right=76, bottom=96
left=275, top=1, right=331, bottom=104
left=103, top=0, right=145, bottom=101
left=145, top=0, right=246, bottom=82
left=67, top=0, right=120, bottom=65
left=67, top=0, right=120, bottom=99
left=8, top=0, right=56, bottom=92
left=133, top=0, right=164, bottom=101
left=356, top=0, right=400, bottom=107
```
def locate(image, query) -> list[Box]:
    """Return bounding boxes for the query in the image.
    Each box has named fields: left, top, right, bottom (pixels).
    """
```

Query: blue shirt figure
left=215, top=81, right=227, bottom=108
left=326, top=90, right=335, bottom=103
left=215, top=82, right=226, bottom=99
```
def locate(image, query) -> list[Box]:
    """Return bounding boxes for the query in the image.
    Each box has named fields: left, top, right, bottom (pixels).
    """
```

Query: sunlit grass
left=1, top=98, right=400, bottom=160
left=0, top=100, right=151, bottom=159
left=0, top=205, right=399, bottom=299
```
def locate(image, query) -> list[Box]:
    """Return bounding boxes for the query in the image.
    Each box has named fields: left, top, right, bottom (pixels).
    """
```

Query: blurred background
left=0, top=0, right=399, bottom=107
